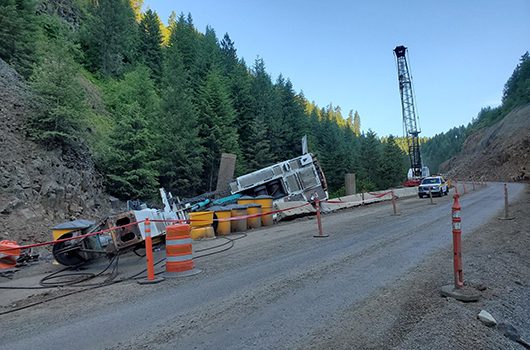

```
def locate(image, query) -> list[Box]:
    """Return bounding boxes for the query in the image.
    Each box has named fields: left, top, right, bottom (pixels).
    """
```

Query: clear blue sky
left=144, top=0, right=529, bottom=137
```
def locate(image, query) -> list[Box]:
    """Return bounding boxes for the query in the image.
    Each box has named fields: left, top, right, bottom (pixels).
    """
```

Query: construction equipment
left=229, top=153, right=328, bottom=202
left=393, top=45, right=430, bottom=186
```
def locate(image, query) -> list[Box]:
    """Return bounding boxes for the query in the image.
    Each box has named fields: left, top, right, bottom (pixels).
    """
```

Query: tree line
left=2, top=0, right=407, bottom=200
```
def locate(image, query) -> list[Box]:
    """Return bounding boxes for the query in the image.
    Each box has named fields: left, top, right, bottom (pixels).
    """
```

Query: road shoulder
left=302, top=184, right=530, bottom=350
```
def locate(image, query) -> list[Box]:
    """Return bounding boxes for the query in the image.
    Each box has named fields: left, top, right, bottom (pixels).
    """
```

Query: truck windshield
left=422, top=178, right=441, bottom=184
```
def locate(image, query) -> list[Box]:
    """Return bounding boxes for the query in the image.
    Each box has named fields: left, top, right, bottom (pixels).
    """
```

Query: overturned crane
left=229, top=153, right=328, bottom=203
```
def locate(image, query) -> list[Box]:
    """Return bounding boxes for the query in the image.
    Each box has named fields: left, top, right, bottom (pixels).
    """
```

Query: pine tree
left=158, top=29, right=203, bottom=196
left=103, top=65, right=160, bottom=200
left=378, top=135, right=405, bottom=188
left=249, top=57, right=278, bottom=164
left=129, top=0, right=143, bottom=21
left=247, top=114, right=274, bottom=171
left=353, top=110, right=361, bottom=136
left=138, top=9, right=163, bottom=83
left=0, top=0, right=38, bottom=77
left=196, top=68, right=241, bottom=191
left=80, top=0, right=139, bottom=77
left=28, top=40, right=88, bottom=148
left=358, top=130, right=381, bottom=191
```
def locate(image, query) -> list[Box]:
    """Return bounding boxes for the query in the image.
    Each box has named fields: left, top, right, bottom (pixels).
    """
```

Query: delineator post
left=313, top=193, right=329, bottom=238
left=452, top=194, right=464, bottom=288
left=498, top=183, right=515, bottom=220
left=391, top=190, right=399, bottom=215
left=138, top=218, right=165, bottom=284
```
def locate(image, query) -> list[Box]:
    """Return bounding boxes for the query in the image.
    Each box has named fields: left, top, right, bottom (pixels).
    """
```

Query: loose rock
left=477, top=310, right=497, bottom=327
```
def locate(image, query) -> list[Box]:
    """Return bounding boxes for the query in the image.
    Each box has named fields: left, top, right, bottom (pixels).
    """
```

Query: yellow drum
left=189, top=211, right=214, bottom=228
left=237, top=195, right=255, bottom=206
left=209, top=206, right=231, bottom=236
left=255, top=195, right=273, bottom=226
left=230, top=205, right=248, bottom=232
left=190, top=226, right=215, bottom=240
left=245, top=203, right=262, bottom=229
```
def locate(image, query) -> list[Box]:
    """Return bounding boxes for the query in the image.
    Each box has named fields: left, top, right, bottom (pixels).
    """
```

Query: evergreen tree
left=103, top=65, right=160, bottom=200
left=196, top=68, right=241, bottom=191
left=0, top=0, right=38, bottom=77
left=158, top=30, right=203, bottom=196
left=378, top=135, right=405, bottom=188
left=138, top=9, right=163, bottom=82
left=80, top=0, right=139, bottom=77
left=129, top=0, right=143, bottom=21
left=220, top=35, right=255, bottom=173
left=246, top=115, right=274, bottom=171
left=502, top=52, right=530, bottom=111
left=28, top=40, right=88, bottom=148
left=358, top=130, right=381, bottom=191
left=353, top=110, right=361, bottom=137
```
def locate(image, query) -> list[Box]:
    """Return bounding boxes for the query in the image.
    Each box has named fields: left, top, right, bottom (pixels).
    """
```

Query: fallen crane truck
left=51, top=154, right=329, bottom=266
left=52, top=209, right=177, bottom=266
left=229, top=153, right=329, bottom=203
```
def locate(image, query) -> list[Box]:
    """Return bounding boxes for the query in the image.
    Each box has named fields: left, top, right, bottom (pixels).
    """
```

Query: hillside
left=441, top=103, right=530, bottom=181
left=0, top=58, right=112, bottom=243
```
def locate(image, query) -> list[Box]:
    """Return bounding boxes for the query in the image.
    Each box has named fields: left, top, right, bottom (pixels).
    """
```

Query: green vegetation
left=0, top=0, right=39, bottom=78
left=4, top=0, right=412, bottom=200
left=422, top=52, right=530, bottom=173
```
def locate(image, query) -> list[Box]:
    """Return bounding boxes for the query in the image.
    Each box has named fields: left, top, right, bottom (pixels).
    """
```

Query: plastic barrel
left=229, top=205, right=248, bottom=232
left=190, top=226, right=215, bottom=240
left=189, top=211, right=214, bottom=228
left=237, top=195, right=255, bottom=206
left=245, top=203, right=262, bottom=229
left=165, top=224, right=194, bottom=273
left=255, top=195, right=273, bottom=226
left=215, top=207, right=232, bottom=235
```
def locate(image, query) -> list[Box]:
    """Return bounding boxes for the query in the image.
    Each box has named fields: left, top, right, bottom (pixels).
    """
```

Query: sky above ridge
left=144, top=0, right=530, bottom=137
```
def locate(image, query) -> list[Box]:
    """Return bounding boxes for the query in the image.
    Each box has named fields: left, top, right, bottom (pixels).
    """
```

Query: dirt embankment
left=0, top=58, right=112, bottom=243
left=441, top=104, right=530, bottom=182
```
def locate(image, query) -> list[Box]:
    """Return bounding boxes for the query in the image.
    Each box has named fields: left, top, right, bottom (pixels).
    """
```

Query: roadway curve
left=1, top=182, right=525, bottom=350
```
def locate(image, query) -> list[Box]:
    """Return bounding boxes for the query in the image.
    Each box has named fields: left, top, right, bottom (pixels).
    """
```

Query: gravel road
left=1, top=182, right=526, bottom=350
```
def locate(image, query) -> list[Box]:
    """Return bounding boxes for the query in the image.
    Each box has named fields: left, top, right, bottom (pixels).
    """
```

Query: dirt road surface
left=1, top=182, right=528, bottom=349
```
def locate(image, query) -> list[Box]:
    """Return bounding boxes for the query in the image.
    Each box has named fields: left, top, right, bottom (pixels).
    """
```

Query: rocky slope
left=0, top=58, right=113, bottom=244
left=441, top=104, right=530, bottom=181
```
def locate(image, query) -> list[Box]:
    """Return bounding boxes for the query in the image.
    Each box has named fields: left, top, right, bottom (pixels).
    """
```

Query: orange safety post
left=452, top=194, right=464, bottom=288
left=313, top=193, right=329, bottom=238
left=138, top=218, right=164, bottom=284
left=165, top=224, right=201, bottom=277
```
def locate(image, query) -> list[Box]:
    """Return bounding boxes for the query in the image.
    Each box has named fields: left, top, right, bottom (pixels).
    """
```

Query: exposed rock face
left=441, top=104, right=530, bottom=182
left=0, top=58, right=113, bottom=244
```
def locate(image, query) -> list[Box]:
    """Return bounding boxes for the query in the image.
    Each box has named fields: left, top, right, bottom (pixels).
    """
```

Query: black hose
left=0, top=232, right=249, bottom=314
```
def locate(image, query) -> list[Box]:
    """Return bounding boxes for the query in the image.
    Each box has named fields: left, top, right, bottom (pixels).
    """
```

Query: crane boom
left=393, top=45, right=428, bottom=182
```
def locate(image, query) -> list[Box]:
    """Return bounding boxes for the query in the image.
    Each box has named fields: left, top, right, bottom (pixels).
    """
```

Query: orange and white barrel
left=165, top=224, right=200, bottom=277
left=0, top=240, right=21, bottom=269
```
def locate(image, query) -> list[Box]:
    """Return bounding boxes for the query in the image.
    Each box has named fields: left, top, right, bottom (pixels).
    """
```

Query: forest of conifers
left=2, top=0, right=528, bottom=200
left=1, top=0, right=407, bottom=199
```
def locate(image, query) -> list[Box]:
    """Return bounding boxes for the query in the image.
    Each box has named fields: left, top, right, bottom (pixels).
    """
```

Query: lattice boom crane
left=393, top=45, right=429, bottom=185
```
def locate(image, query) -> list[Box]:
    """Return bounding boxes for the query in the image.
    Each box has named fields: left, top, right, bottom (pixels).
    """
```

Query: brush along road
left=1, top=183, right=526, bottom=350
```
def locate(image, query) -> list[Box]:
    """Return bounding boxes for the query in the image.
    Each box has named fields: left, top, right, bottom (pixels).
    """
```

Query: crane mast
left=393, top=45, right=427, bottom=181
